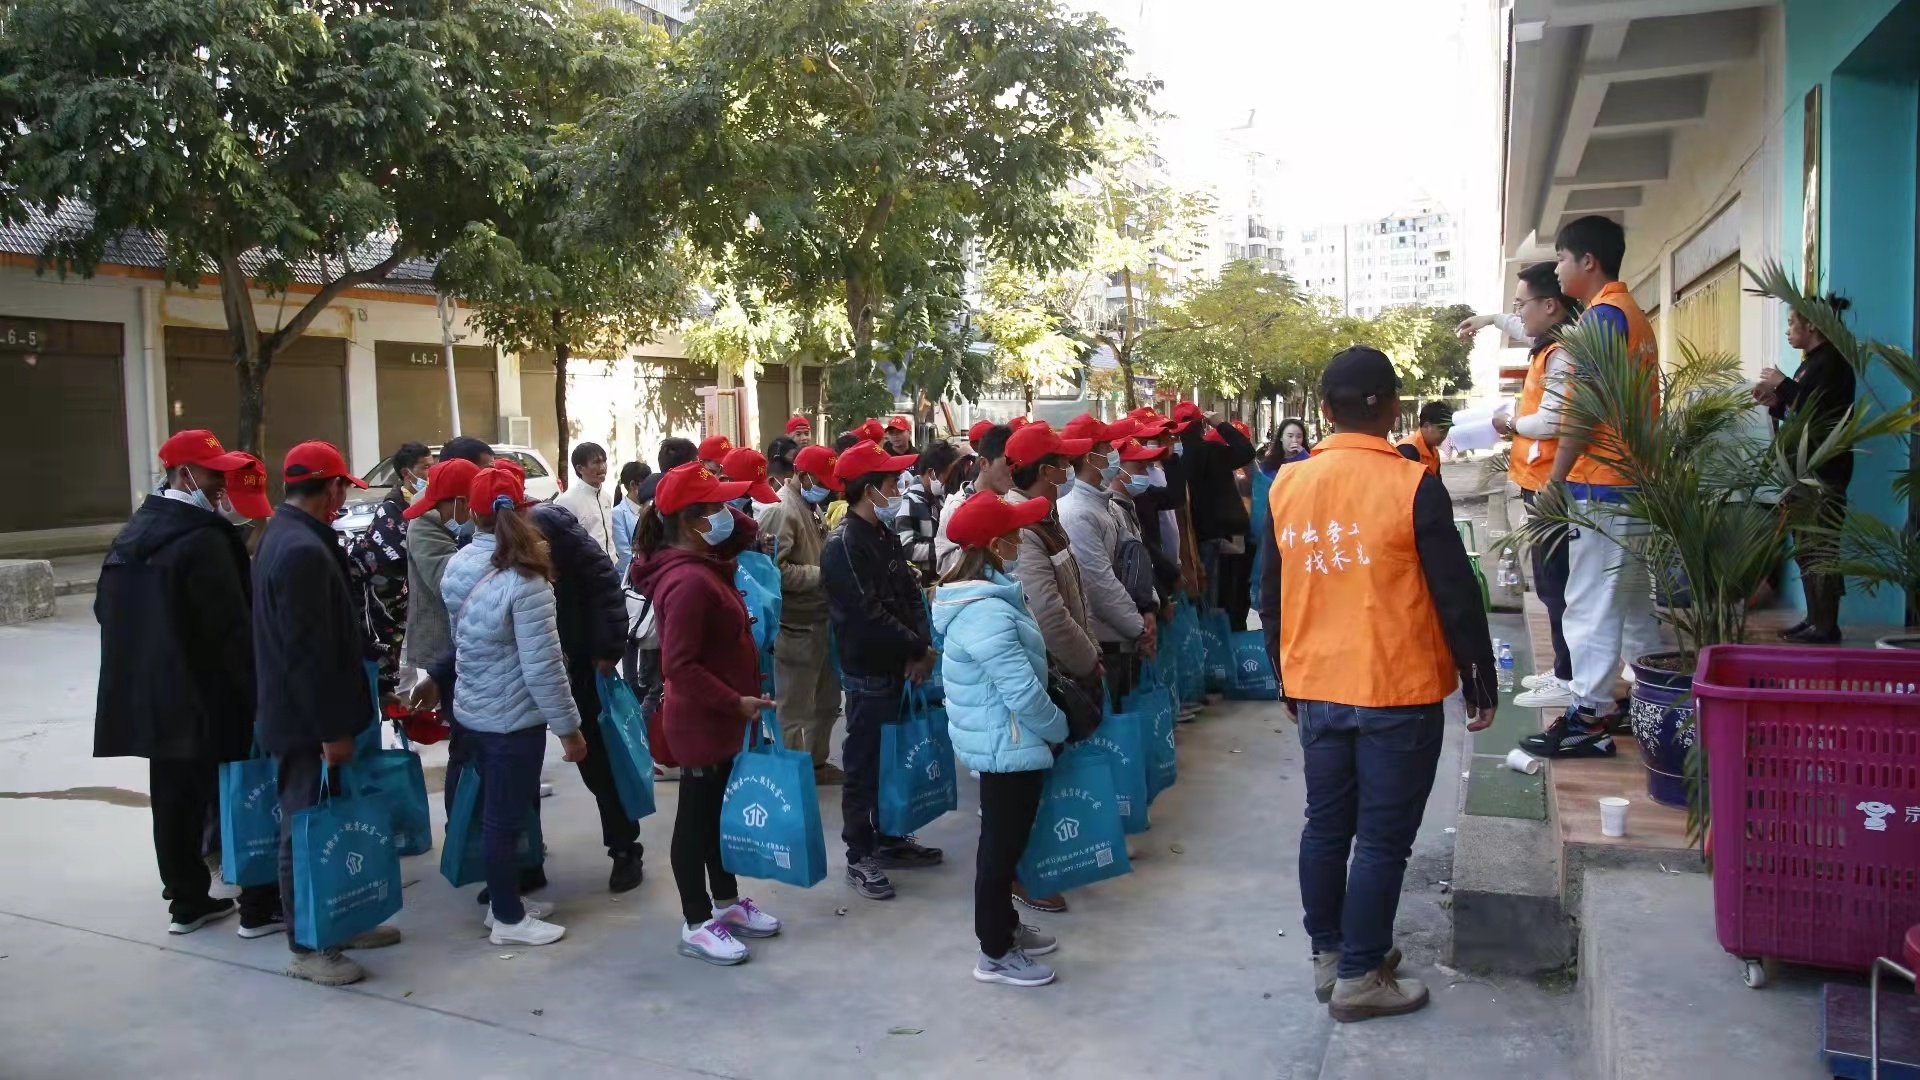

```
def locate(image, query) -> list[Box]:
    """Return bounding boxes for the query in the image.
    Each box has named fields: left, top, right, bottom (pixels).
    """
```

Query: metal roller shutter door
left=164, top=327, right=348, bottom=498
left=0, top=316, right=129, bottom=531
left=373, top=341, right=497, bottom=453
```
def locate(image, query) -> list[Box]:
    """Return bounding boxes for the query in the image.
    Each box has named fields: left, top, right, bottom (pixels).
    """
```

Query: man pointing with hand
left=1259, top=347, right=1496, bottom=1023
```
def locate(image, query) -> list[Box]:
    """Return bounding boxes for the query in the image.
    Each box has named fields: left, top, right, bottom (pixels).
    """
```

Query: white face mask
left=928, top=478, right=945, bottom=498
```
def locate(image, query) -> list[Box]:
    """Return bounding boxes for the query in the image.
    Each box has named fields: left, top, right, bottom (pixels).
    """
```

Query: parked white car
left=332, top=444, right=560, bottom=539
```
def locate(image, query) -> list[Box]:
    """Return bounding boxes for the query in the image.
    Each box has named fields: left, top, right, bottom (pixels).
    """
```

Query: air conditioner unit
left=500, top=416, right=533, bottom=447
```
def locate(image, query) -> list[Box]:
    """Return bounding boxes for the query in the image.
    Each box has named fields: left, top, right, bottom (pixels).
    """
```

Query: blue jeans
left=840, top=672, right=904, bottom=862
left=467, top=725, right=547, bottom=926
left=1296, top=699, right=1445, bottom=979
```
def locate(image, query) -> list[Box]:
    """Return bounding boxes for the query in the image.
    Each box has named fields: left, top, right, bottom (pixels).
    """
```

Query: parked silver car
left=332, top=444, right=560, bottom=539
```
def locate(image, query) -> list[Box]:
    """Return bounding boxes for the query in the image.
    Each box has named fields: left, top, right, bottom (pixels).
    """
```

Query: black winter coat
left=531, top=503, right=627, bottom=675
left=823, top=511, right=930, bottom=676
left=93, top=495, right=257, bottom=761
left=1181, top=421, right=1256, bottom=541
left=252, top=504, right=373, bottom=756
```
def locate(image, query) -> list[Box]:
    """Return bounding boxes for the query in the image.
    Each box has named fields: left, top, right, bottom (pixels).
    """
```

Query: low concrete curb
left=0, top=560, right=57, bottom=624
left=1449, top=812, right=1575, bottom=974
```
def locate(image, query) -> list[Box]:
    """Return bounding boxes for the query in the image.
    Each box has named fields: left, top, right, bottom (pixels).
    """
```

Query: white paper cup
left=1598, top=796, right=1630, bottom=838
left=1505, top=748, right=1542, bottom=775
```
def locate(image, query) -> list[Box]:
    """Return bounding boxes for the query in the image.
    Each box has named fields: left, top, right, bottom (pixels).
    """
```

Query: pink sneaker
left=679, top=919, right=748, bottom=965
left=712, top=897, right=781, bottom=938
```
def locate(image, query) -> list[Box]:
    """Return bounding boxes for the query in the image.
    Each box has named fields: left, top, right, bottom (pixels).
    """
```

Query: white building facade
left=1282, top=199, right=1467, bottom=319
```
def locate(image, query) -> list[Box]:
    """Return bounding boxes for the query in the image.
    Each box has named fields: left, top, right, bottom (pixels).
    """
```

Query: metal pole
left=437, top=293, right=462, bottom=437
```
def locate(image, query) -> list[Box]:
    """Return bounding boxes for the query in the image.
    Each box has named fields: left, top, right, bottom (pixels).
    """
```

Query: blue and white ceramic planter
left=1628, top=654, right=1693, bottom=809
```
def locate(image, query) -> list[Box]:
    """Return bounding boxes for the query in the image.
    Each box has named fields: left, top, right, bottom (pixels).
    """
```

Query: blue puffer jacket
left=930, top=571, right=1066, bottom=774
left=442, top=532, right=581, bottom=738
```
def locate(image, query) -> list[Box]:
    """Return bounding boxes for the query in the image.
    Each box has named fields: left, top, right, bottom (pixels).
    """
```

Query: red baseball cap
left=1203, top=426, right=1226, bottom=445
left=469, top=466, right=537, bottom=514
left=654, top=461, right=749, bottom=515
left=721, top=447, right=781, bottom=504
left=1062, top=413, right=1139, bottom=446
left=404, top=458, right=482, bottom=519
left=947, top=490, right=1051, bottom=550
left=785, top=415, right=811, bottom=435
left=159, top=429, right=253, bottom=472
left=1004, top=421, right=1093, bottom=468
left=848, top=418, right=887, bottom=444
left=1131, top=418, right=1170, bottom=439
left=223, top=458, right=274, bottom=519
left=697, top=434, right=734, bottom=462
left=1230, top=419, right=1251, bottom=439
left=886, top=414, right=912, bottom=432
left=967, top=418, right=995, bottom=447
left=1007, top=416, right=1032, bottom=431
left=283, top=441, right=366, bottom=488
left=1116, top=438, right=1167, bottom=462
left=833, top=440, right=919, bottom=481
left=793, top=444, right=845, bottom=491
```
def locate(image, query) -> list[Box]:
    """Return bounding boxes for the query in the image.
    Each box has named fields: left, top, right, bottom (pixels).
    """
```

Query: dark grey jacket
left=252, top=504, right=373, bottom=756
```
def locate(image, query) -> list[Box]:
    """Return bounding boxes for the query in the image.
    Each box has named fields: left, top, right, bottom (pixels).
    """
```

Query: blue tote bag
left=439, top=765, right=545, bottom=888
left=1200, top=608, right=1233, bottom=692
left=1016, top=749, right=1133, bottom=895
left=735, top=549, right=783, bottom=654
left=878, top=687, right=958, bottom=837
left=721, top=713, right=828, bottom=888
left=1225, top=630, right=1279, bottom=701
left=218, top=751, right=281, bottom=886
left=291, top=763, right=403, bottom=950
left=1127, top=666, right=1178, bottom=801
left=596, top=673, right=658, bottom=821
left=1078, top=706, right=1152, bottom=834
left=351, top=730, right=433, bottom=857
left=355, top=660, right=386, bottom=759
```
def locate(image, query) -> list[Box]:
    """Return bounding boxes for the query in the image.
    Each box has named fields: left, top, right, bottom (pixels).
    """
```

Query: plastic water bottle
left=1497, top=554, right=1514, bottom=589
left=1497, top=641, right=1515, bottom=693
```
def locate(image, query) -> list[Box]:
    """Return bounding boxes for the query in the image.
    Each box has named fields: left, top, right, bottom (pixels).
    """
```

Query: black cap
left=1418, top=401, right=1456, bottom=426
left=1321, top=346, right=1400, bottom=413
left=634, top=472, right=662, bottom=506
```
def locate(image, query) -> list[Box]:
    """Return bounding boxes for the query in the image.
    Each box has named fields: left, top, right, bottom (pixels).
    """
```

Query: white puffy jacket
left=441, top=532, right=582, bottom=737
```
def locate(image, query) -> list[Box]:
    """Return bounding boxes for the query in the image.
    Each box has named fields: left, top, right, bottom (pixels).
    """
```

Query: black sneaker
left=237, top=911, right=286, bottom=939
left=609, top=848, right=644, bottom=894
left=846, top=857, right=897, bottom=900
left=1777, top=620, right=1811, bottom=641
left=874, top=835, right=943, bottom=869
left=1781, top=623, right=1841, bottom=645
left=167, top=897, right=236, bottom=935
left=1519, top=708, right=1616, bottom=759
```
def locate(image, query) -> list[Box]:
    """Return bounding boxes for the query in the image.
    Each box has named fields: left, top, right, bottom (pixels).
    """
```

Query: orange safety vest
left=1267, top=434, right=1456, bottom=708
left=1508, top=340, right=1559, bottom=492
left=1396, top=433, right=1441, bottom=477
left=1567, top=281, right=1659, bottom=487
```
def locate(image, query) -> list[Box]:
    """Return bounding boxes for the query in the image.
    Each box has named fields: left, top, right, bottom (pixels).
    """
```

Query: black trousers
left=671, top=760, right=739, bottom=926
left=840, top=672, right=905, bottom=861
left=1797, top=487, right=1848, bottom=633
left=568, top=668, right=643, bottom=858
left=273, top=750, right=335, bottom=954
left=1218, top=548, right=1253, bottom=633
left=976, top=769, right=1047, bottom=959
left=150, top=759, right=277, bottom=921
left=1522, top=489, right=1573, bottom=681
left=1101, top=642, right=1137, bottom=710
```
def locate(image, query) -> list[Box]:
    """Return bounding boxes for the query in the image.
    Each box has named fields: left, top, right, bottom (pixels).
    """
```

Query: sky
left=1074, top=0, right=1487, bottom=228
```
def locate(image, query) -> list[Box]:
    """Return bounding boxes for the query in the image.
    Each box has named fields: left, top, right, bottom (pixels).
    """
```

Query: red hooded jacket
left=627, top=508, right=764, bottom=768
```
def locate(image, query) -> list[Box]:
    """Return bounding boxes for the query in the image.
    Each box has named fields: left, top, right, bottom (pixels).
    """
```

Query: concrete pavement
left=0, top=596, right=1580, bottom=1079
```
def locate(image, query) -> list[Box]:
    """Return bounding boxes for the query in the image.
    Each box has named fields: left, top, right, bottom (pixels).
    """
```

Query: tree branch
left=265, top=247, right=413, bottom=353
left=217, top=252, right=262, bottom=356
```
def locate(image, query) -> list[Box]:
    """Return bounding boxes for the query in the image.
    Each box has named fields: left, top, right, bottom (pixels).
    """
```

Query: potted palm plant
left=1515, top=264, right=1912, bottom=816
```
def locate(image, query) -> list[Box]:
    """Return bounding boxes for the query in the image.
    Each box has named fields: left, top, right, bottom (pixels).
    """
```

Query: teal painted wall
left=1784, top=0, right=1918, bottom=626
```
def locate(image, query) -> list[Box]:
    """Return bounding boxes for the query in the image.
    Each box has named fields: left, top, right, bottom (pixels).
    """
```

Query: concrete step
left=1581, top=868, right=1828, bottom=1080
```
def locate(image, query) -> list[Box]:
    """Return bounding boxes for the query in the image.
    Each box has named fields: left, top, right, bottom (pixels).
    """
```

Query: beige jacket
left=1006, top=489, right=1101, bottom=678
left=760, top=481, right=829, bottom=626
left=554, top=480, right=614, bottom=560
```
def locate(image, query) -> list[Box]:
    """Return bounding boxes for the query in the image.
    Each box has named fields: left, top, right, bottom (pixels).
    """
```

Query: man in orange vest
left=1521, top=215, right=1665, bottom=760
left=1395, top=402, right=1452, bottom=476
left=1260, top=347, right=1497, bottom=1023
left=1457, top=261, right=1581, bottom=709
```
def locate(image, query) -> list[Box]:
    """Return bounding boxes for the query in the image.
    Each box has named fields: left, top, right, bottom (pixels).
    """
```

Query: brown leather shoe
left=1011, top=882, right=1068, bottom=914
left=1314, top=947, right=1403, bottom=1003
left=814, top=763, right=846, bottom=785
left=1329, top=965, right=1429, bottom=1022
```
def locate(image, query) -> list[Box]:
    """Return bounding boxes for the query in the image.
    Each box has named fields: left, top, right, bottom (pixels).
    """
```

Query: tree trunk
left=1120, top=349, right=1138, bottom=411
left=1024, top=380, right=1034, bottom=419
left=233, top=334, right=270, bottom=457
left=1121, top=267, right=1139, bottom=411
left=553, top=316, right=571, bottom=492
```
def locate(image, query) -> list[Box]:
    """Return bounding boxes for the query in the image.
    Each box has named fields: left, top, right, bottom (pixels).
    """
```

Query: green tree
left=976, top=262, right=1084, bottom=416
left=1141, top=260, right=1309, bottom=404
left=438, top=5, right=690, bottom=475
left=0, top=0, right=544, bottom=453
left=1365, top=302, right=1477, bottom=401
left=581, top=0, right=1148, bottom=416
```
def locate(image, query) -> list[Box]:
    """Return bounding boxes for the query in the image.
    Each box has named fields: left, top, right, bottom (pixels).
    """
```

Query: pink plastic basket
left=1695, top=645, right=1920, bottom=977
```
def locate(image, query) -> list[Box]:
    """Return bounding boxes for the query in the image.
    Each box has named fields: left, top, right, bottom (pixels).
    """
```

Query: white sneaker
left=1620, top=662, right=1637, bottom=686
left=1514, top=678, right=1576, bottom=709
left=654, top=765, right=682, bottom=782
left=538, top=782, right=555, bottom=798
left=1520, top=671, right=1558, bottom=690
left=483, top=898, right=555, bottom=930
left=489, top=913, right=566, bottom=946
left=713, top=897, right=781, bottom=938
left=679, top=919, right=749, bottom=965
